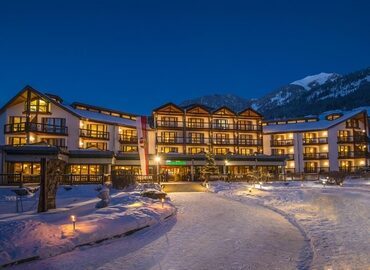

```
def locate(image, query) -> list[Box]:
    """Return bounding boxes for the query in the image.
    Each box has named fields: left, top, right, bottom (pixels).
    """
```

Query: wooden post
left=38, top=158, right=48, bottom=213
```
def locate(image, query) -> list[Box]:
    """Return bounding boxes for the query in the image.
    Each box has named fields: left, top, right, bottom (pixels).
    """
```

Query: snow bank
left=209, top=180, right=370, bottom=269
left=0, top=185, right=176, bottom=267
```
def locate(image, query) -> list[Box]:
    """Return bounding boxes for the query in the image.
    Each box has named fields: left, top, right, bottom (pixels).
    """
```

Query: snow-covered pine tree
left=201, top=151, right=219, bottom=182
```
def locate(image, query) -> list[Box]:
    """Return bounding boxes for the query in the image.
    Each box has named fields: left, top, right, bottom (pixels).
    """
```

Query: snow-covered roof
left=263, top=108, right=366, bottom=134
left=65, top=105, right=137, bottom=127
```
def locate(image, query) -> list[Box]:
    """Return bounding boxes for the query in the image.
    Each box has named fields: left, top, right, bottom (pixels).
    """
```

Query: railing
left=119, top=135, right=138, bottom=144
left=237, top=124, right=262, bottom=131
left=339, top=166, right=367, bottom=173
left=4, top=123, right=68, bottom=135
left=156, top=137, right=184, bottom=144
left=186, top=138, right=209, bottom=144
left=238, top=139, right=262, bottom=146
left=212, top=138, right=236, bottom=145
left=303, top=137, right=328, bottom=144
left=303, top=152, right=329, bottom=160
left=61, top=174, right=105, bottom=185
left=337, top=136, right=369, bottom=143
left=0, top=174, right=40, bottom=185
left=270, top=139, right=294, bottom=146
left=304, top=167, right=330, bottom=173
left=338, top=151, right=369, bottom=158
left=211, top=123, right=236, bottom=130
left=156, top=121, right=183, bottom=128
left=186, top=122, right=209, bottom=129
left=273, top=153, right=294, bottom=160
left=80, top=129, right=109, bottom=140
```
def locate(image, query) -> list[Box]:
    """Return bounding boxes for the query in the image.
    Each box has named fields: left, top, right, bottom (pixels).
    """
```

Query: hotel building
left=263, top=109, right=369, bottom=173
left=0, top=85, right=368, bottom=184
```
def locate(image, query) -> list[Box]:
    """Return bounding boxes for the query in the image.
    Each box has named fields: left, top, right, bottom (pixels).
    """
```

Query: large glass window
left=187, top=118, right=204, bottom=128
left=42, top=118, right=66, bottom=133
left=25, top=99, right=50, bottom=113
left=70, top=164, right=102, bottom=175
left=85, top=142, right=107, bottom=150
left=8, top=137, right=27, bottom=145
left=40, top=137, right=66, bottom=148
left=7, top=162, right=40, bottom=175
left=9, top=116, right=26, bottom=132
left=188, top=133, right=204, bottom=143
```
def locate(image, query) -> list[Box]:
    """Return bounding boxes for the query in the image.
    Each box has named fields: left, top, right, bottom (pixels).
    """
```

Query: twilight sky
left=0, top=0, right=370, bottom=115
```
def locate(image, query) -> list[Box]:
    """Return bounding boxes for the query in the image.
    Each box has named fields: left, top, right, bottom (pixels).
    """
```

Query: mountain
left=180, top=67, right=370, bottom=119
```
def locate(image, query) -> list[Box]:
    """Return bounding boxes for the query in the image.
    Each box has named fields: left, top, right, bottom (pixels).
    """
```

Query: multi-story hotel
left=263, top=109, right=369, bottom=173
left=0, top=85, right=368, bottom=184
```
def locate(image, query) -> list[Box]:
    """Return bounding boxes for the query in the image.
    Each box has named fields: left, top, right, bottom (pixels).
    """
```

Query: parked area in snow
left=0, top=184, right=176, bottom=267
left=209, top=178, right=370, bottom=270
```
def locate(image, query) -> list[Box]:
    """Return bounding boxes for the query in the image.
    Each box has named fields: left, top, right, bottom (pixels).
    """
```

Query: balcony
left=304, top=167, right=330, bottom=173
left=80, top=129, right=109, bottom=140
left=238, top=139, right=263, bottom=146
left=273, top=153, right=294, bottom=160
left=337, top=136, right=369, bottom=144
left=186, top=138, right=210, bottom=145
left=156, top=137, right=184, bottom=144
left=119, top=135, right=138, bottom=144
left=186, top=122, right=209, bottom=129
left=211, top=123, right=236, bottom=131
left=156, top=121, right=183, bottom=129
left=237, top=124, right=262, bottom=131
left=212, top=138, right=236, bottom=145
left=338, top=151, right=369, bottom=159
left=303, top=152, right=329, bottom=160
left=303, top=137, right=328, bottom=144
left=4, top=122, right=68, bottom=135
left=270, top=139, right=294, bottom=147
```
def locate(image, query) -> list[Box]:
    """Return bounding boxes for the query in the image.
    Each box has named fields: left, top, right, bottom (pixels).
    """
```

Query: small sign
left=165, top=160, right=186, bottom=166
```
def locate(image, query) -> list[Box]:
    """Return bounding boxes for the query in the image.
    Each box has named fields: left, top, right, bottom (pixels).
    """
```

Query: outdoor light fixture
left=161, top=198, right=165, bottom=208
left=248, top=187, right=252, bottom=193
left=71, top=215, right=76, bottom=231
left=155, top=156, right=161, bottom=163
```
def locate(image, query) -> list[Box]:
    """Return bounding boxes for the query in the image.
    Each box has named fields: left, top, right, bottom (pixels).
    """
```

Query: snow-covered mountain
left=180, top=67, right=370, bottom=119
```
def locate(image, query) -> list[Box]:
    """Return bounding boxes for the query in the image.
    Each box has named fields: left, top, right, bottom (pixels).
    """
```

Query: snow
left=209, top=179, right=370, bottom=270
left=291, top=72, right=338, bottom=90
left=270, top=91, right=292, bottom=106
left=0, top=184, right=176, bottom=266
left=11, top=192, right=308, bottom=270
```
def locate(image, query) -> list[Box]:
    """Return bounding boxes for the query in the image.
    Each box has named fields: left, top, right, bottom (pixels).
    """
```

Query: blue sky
left=0, top=0, right=369, bottom=114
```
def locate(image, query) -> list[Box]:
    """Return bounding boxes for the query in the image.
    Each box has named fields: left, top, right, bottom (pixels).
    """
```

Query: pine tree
left=201, top=151, right=219, bottom=182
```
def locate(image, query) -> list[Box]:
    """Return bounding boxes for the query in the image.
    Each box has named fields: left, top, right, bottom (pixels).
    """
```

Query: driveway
left=13, top=192, right=308, bottom=270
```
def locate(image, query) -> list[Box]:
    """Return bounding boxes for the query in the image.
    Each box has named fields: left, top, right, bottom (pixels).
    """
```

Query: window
left=214, top=133, right=229, bottom=144
left=214, top=148, right=229, bottom=155
left=85, top=142, right=107, bottom=150
left=42, top=118, right=66, bottom=133
left=213, top=119, right=228, bottom=129
left=326, top=113, right=342, bottom=121
left=238, top=120, right=253, bottom=130
left=40, top=138, right=66, bottom=148
left=7, top=162, right=40, bottom=175
left=187, top=118, right=204, bottom=128
left=346, top=119, right=359, bottom=128
left=159, top=117, right=178, bottom=127
left=121, top=145, right=138, bottom=152
left=240, top=148, right=254, bottom=155
left=160, top=147, right=178, bottom=153
left=160, top=132, right=177, bottom=143
left=70, top=164, right=102, bottom=175
left=188, top=147, right=205, bottom=154
left=188, top=133, right=204, bottom=143
left=8, top=137, right=26, bottom=145
left=9, top=116, right=26, bottom=132
left=25, top=99, right=50, bottom=113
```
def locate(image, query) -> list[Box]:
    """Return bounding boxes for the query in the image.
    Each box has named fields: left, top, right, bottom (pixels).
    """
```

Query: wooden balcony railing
left=237, top=124, right=262, bottom=131
left=304, top=167, right=330, bottom=173
left=337, top=136, right=369, bottom=143
left=238, top=139, right=263, bottom=146
left=156, top=121, right=183, bottom=128
left=4, top=123, right=68, bottom=135
left=80, top=129, right=109, bottom=140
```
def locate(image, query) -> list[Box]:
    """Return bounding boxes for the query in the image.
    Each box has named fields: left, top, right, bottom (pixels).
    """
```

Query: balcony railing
left=270, top=139, right=294, bottom=146
left=304, top=167, right=330, bottom=173
left=186, top=123, right=209, bottom=129
left=156, top=137, right=184, bottom=144
left=156, top=121, right=183, bottom=128
left=273, top=153, right=294, bottom=160
left=119, top=135, right=138, bottom=144
left=80, top=129, right=110, bottom=140
left=303, top=137, right=328, bottom=144
left=237, top=124, right=262, bottom=131
left=4, top=122, right=68, bottom=135
left=211, top=123, right=236, bottom=130
left=303, top=152, right=329, bottom=160
left=212, top=138, right=236, bottom=145
left=338, top=151, right=369, bottom=158
left=238, top=139, right=263, bottom=146
left=337, top=136, right=369, bottom=143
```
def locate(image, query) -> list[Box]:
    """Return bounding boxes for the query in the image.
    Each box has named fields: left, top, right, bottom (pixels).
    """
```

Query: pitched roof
left=263, top=108, right=367, bottom=133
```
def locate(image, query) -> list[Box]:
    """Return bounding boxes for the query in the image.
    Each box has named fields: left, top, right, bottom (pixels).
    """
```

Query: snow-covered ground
left=11, top=192, right=309, bottom=270
left=0, top=184, right=176, bottom=266
left=209, top=178, right=370, bottom=270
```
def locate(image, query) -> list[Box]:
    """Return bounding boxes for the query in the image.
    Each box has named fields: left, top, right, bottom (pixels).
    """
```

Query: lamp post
left=71, top=215, right=76, bottom=231
left=155, top=155, right=161, bottom=183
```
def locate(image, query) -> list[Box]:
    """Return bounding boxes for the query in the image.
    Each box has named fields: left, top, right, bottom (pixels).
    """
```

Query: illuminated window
left=121, top=145, right=138, bottom=152
left=188, top=147, right=205, bottom=154
left=85, top=142, right=107, bottom=150
left=326, top=113, right=342, bottom=121
left=25, top=99, right=50, bottom=113
left=160, top=147, right=178, bottom=153
left=8, top=137, right=26, bottom=145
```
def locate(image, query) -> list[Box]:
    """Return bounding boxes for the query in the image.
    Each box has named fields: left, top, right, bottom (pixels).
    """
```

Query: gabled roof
left=263, top=108, right=367, bottom=134
left=212, top=106, right=236, bottom=116
left=183, top=103, right=211, bottom=114
left=238, top=107, right=263, bottom=118
left=152, top=102, right=184, bottom=114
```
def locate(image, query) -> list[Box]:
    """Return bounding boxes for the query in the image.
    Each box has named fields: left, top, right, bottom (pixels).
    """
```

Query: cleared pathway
left=14, top=192, right=308, bottom=270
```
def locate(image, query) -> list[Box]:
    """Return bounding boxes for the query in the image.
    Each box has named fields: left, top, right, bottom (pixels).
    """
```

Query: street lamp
left=155, top=155, right=161, bottom=183
left=70, top=215, right=76, bottom=231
